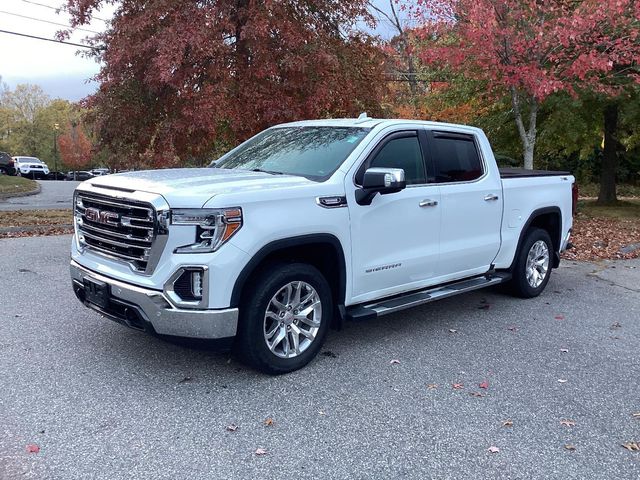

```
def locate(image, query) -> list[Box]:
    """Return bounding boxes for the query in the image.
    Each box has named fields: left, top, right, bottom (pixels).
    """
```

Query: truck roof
left=275, top=117, right=484, bottom=134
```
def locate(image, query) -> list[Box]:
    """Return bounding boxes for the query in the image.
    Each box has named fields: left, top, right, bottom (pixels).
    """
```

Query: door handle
left=484, top=194, right=499, bottom=201
left=419, top=199, right=438, bottom=207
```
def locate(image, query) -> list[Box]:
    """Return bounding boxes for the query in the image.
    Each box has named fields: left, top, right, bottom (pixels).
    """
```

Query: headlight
left=172, top=208, right=242, bottom=253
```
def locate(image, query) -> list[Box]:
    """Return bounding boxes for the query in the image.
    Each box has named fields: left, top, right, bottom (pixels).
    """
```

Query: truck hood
left=86, top=168, right=315, bottom=207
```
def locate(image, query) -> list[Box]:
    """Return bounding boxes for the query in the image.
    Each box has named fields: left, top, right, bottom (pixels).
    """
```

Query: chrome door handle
left=419, top=199, right=438, bottom=207
left=484, top=194, right=499, bottom=201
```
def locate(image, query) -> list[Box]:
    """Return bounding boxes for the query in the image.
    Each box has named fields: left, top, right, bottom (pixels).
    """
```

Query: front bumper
left=70, top=260, right=238, bottom=339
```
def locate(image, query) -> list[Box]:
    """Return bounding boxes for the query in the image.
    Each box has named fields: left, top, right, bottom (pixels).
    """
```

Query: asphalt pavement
left=0, top=180, right=79, bottom=211
left=1, top=235, right=639, bottom=479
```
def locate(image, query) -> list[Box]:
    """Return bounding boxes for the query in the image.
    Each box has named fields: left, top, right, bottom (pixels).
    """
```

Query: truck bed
left=499, top=168, right=570, bottom=178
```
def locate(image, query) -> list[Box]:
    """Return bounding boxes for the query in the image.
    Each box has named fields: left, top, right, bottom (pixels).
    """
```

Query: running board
left=346, top=272, right=511, bottom=321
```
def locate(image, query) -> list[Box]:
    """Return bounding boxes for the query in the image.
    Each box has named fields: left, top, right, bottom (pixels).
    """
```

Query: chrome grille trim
left=74, top=187, right=169, bottom=275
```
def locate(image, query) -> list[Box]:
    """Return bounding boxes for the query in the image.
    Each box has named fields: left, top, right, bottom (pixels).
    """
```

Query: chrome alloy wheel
left=263, top=281, right=322, bottom=359
left=526, top=240, right=550, bottom=288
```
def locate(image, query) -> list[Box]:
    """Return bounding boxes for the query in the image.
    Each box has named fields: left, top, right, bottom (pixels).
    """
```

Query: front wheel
left=509, top=227, right=553, bottom=298
left=236, top=263, right=332, bottom=374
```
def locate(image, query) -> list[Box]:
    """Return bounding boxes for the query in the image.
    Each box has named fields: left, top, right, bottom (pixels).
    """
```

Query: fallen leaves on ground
left=562, top=215, right=640, bottom=261
left=560, top=420, right=576, bottom=427
left=255, top=448, right=268, bottom=456
left=622, top=442, right=640, bottom=451
left=26, top=444, right=40, bottom=454
left=487, top=446, right=500, bottom=453
left=263, top=417, right=274, bottom=427
left=502, top=420, right=513, bottom=427
left=452, top=383, right=464, bottom=389
left=226, top=424, right=238, bottom=432
left=0, top=210, right=73, bottom=238
left=0, top=225, right=73, bottom=238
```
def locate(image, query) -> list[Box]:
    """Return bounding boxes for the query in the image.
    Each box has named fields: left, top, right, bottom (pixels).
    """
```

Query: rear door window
left=429, top=133, right=483, bottom=183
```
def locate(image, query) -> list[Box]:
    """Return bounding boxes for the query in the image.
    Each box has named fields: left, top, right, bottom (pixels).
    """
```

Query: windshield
left=211, top=126, right=371, bottom=180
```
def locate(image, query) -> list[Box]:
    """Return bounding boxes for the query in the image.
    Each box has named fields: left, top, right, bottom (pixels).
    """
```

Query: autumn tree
left=65, top=0, right=387, bottom=167
left=413, top=0, right=640, bottom=188
left=0, top=84, right=79, bottom=164
left=58, top=121, right=92, bottom=172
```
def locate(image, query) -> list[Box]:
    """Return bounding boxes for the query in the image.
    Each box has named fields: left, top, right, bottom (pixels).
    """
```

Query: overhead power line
left=0, top=28, right=99, bottom=49
left=21, top=0, right=109, bottom=23
left=0, top=9, right=101, bottom=34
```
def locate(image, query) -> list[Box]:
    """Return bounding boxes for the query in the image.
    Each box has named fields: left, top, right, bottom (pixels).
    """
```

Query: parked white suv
left=70, top=117, right=575, bottom=373
left=13, top=156, right=50, bottom=179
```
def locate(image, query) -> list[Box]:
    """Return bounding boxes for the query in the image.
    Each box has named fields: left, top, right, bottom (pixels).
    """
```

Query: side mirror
left=355, top=168, right=406, bottom=205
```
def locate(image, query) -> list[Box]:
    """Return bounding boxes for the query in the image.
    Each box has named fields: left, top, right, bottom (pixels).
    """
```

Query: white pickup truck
left=70, top=117, right=575, bottom=373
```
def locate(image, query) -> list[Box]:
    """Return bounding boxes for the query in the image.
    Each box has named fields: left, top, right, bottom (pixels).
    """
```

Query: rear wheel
left=509, top=227, right=553, bottom=298
left=236, top=263, right=332, bottom=374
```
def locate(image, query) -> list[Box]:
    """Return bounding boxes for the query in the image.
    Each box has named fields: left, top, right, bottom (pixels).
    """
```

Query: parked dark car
left=0, top=152, right=17, bottom=175
left=46, top=171, right=68, bottom=181
left=66, top=171, right=95, bottom=181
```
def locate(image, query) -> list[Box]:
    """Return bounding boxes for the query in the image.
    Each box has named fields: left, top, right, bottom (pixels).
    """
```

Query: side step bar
left=346, top=272, right=511, bottom=321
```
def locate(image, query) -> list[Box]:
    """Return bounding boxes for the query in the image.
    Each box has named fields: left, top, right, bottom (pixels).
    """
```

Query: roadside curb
left=0, top=182, right=41, bottom=200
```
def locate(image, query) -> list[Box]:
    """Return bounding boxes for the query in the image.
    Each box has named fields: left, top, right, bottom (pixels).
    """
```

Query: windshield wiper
left=251, top=168, right=284, bottom=175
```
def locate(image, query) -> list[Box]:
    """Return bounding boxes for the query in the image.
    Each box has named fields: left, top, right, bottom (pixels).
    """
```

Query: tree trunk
left=510, top=87, right=537, bottom=170
left=597, top=102, right=619, bottom=205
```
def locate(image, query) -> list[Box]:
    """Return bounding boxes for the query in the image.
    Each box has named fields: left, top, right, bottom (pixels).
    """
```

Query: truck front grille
left=75, top=191, right=160, bottom=273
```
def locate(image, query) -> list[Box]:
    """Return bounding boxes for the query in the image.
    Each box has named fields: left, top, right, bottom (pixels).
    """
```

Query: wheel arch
left=230, top=234, right=347, bottom=324
left=507, top=207, right=562, bottom=270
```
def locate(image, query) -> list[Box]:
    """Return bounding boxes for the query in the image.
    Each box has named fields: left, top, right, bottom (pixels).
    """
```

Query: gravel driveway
left=1, top=235, right=639, bottom=479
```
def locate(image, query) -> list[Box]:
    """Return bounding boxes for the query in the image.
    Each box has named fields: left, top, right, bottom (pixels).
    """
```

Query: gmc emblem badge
left=85, top=207, right=120, bottom=226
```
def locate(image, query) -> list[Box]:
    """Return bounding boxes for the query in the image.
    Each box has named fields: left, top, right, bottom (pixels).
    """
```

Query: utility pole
left=53, top=123, right=60, bottom=180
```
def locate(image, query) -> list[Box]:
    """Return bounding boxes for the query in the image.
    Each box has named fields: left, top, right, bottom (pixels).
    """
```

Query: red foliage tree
left=65, top=0, right=387, bottom=167
left=412, top=0, right=640, bottom=182
left=58, top=121, right=92, bottom=171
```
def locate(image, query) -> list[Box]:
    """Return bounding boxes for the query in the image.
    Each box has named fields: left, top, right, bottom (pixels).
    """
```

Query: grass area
left=0, top=175, right=38, bottom=195
left=578, top=183, right=640, bottom=198
left=577, top=199, right=640, bottom=219
left=0, top=209, right=73, bottom=228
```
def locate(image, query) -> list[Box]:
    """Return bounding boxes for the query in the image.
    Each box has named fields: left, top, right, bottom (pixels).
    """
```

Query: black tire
left=235, top=262, right=332, bottom=374
left=509, top=227, right=554, bottom=298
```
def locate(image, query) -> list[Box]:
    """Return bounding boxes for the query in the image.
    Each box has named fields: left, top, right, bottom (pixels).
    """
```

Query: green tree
left=0, top=83, right=84, bottom=168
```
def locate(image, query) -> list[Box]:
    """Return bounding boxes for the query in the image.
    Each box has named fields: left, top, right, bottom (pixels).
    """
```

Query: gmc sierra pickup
left=70, top=117, right=575, bottom=374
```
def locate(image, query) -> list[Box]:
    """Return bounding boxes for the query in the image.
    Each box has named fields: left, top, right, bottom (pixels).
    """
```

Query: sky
left=0, top=0, right=410, bottom=102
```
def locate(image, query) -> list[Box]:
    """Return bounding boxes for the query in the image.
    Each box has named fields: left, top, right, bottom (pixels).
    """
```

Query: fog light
left=192, top=270, right=203, bottom=299
left=166, top=267, right=207, bottom=306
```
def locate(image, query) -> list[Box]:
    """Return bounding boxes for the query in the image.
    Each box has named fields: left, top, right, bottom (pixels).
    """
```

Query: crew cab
left=70, top=117, right=575, bottom=374
left=13, top=156, right=50, bottom=179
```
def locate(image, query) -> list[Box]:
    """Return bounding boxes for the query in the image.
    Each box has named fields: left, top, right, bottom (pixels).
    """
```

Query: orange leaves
left=561, top=216, right=640, bottom=261
left=58, top=122, right=92, bottom=170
